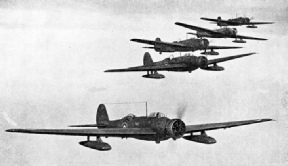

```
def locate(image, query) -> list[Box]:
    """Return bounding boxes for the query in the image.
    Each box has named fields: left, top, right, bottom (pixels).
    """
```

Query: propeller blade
left=177, top=103, right=187, bottom=119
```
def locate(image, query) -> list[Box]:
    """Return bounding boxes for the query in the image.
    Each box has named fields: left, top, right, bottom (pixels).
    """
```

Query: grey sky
left=1, top=0, right=287, bottom=165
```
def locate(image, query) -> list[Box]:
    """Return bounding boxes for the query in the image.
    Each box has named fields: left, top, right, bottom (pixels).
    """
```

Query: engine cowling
left=196, top=56, right=208, bottom=68
left=166, top=119, right=186, bottom=140
left=79, top=141, right=112, bottom=151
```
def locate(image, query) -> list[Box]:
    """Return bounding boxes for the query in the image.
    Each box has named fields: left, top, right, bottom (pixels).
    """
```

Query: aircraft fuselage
left=149, top=55, right=208, bottom=72
left=154, top=38, right=209, bottom=53
left=196, top=27, right=237, bottom=38
left=103, top=116, right=185, bottom=142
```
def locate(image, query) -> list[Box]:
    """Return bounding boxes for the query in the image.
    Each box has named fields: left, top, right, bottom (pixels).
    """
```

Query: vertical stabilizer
left=96, top=104, right=109, bottom=127
left=143, top=52, right=153, bottom=66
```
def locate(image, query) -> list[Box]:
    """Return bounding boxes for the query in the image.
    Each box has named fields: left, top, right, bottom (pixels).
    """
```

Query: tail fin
left=96, top=104, right=109, bottom=127
left=143, top=52, right=153, bottom=66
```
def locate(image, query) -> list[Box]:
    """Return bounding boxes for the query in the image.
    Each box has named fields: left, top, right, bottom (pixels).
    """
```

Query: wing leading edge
left=207, top=52, right=256, bottom=65
left=185, top=118, right=273, bottom=133
left=6, top=128, right=156, bottom=137
left=105, top=64, right=189, bottom=72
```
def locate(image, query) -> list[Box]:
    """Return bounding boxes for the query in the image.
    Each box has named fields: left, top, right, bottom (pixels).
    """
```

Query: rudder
left=143, top=52, right=153, bottom=66
left=96, top=104, right=109, bottom=127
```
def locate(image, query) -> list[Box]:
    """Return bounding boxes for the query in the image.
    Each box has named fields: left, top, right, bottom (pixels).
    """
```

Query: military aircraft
left=105, top=52, right=255, bottom=79
left=201, top=16, right=274, bottom=28
left=6, top=104, right=273, bottom=151
left=131, top=38, right=242, bottom=55
left=175, top=22, right=267, bottom=43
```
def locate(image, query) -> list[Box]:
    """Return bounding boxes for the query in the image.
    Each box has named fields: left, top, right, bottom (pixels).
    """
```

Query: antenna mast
left=146, top=102, right=148, bottom=117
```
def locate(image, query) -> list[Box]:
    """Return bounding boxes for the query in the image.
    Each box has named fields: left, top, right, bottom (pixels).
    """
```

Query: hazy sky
left=1, top=0, right=288, bottom=165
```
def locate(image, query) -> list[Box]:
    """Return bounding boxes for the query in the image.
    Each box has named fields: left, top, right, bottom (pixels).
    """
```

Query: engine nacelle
left=165, top=119, right=186, bottom=140
left=183, top=135, right=216, bottom=144
left=142, top=73, right=165, bottom=79
left=79, top=141, right=112, bottom=151
left=201, top=65, right=224, bottom=71
left=196, top=56, right=208, bottom=68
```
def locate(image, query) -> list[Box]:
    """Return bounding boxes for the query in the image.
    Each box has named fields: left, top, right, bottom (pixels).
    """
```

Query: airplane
left=104, top=52, right=255, bottom=79
left=175, top=22, right=267, bottom=43
left=131, top=38, right=242, bottom=55
left=6, top=104, right=273, bottom=151
left=201, top=16, right=274, bottom=28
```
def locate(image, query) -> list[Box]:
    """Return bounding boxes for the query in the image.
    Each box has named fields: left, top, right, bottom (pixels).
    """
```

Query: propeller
left=176, top=103, right=187, bottom=119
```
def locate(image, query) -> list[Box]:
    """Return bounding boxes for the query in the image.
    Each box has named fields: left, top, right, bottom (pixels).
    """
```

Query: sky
left=1, top=0, right=288, bottom=165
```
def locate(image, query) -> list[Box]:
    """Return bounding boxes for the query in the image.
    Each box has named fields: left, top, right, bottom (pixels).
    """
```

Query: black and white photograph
left=1, top=0, right=287, bottom=165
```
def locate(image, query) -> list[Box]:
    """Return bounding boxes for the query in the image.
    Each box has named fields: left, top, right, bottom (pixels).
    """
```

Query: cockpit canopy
left=124, top=113, right=136, bottom=121
left=149, top=112, right=166, bottom=118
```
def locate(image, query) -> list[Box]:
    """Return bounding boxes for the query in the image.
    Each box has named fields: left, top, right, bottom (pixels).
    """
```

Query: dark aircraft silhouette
left=131, top=38, right=242, bottom=55
left=6, top=104, right=273, bottom=151
left=175, top=22, right=267, bottom=43
left=201, top=16, right=274, bottom=28
left=105, top=52, right=255, bottom=79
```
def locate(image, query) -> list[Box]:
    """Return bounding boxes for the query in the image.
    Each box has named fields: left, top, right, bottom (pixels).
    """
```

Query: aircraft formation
left=105, top=16, right=272, bottom=79
left=6, top=15, right=274, bottom=151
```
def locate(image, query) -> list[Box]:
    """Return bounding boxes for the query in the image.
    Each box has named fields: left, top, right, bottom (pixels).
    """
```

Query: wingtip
left=259, top=118, right=274, bottom=122
left=6, top=129, right=19, bottom=132
left=6, top=129, right=12, bottom=132
left=130, top=39, right=138, bottom=42
left=247, top=52, right=257, bottom=55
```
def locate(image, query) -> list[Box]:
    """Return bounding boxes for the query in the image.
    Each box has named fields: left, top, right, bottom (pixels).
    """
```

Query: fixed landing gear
left=201, top=49, right=219, bottom=56
left=232, top=38, right=246, bottom=43
left=143, top=71, right=165, bottom=79
left=246, top=24, right=257, bottom=28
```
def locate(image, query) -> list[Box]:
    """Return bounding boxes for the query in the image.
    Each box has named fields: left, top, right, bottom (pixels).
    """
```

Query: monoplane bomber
left=6, top=104, right=273, bottom=151
left=175, top=22, right=267, bottom=43
left=105, top=52, right=255, bottom=79
left=201, top=16, right=274, bottom=28
left=131, top=37, right=241, bottom=55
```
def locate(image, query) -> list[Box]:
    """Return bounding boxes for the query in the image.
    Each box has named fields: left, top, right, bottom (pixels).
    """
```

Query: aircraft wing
left=207, top=52, right=256, bottom=65
left=245, top=21, right=274, bottom=25
left=131, top=39, right=188, bottom=48
left=185, top=118, right=273, bottom=133
left=6, top=128, right=156, bottom=137
left=234, top=34, right=267, bottom=40
left=201, top=18, right=274, bottom=26
left=105, top=64, right=189, bottom=72
left=200, top=17, right=219, bottom=22
left=175, top=22, right=224, bottom=36
left=200, top=17, right=240, bottom=25
left=206, top=46, right=242, bottom=50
